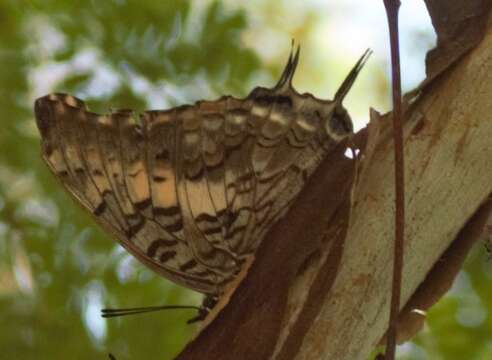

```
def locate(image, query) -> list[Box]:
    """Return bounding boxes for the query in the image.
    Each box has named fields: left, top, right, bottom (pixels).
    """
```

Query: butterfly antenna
left=334, top=48, right=372, bottom=103
left=101, top=305, right=201, bottom=318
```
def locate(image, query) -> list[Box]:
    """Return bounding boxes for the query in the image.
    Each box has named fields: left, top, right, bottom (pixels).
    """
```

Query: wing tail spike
left=334, top=48, right=372, bottom=104
left=288, top=44, right=301, bottom=88
left=274, top=40, right=301, bottom=91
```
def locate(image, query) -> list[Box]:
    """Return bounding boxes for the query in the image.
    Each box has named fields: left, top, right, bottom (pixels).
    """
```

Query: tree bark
left=177, top=4, right=492, bottom=360
left=293, top=24, right=492, bottom=358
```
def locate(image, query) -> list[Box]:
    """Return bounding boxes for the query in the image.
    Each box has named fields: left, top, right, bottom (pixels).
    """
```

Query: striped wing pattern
left=34, top=48, right=369, bottom=296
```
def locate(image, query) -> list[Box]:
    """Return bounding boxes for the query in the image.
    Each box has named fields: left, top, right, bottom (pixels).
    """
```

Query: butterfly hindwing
left=34, top=91, right=333, bottom=295
left=35, top=91, right=338, bottom=296
left=34, top=48, right=369, bottom=296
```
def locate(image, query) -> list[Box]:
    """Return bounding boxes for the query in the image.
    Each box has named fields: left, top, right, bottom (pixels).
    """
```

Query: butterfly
left=34, top=45, right=370, bottom=320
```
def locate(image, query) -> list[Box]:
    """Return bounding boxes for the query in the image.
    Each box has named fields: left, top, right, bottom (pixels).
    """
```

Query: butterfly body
left=35, top=48, right=370, bottom=297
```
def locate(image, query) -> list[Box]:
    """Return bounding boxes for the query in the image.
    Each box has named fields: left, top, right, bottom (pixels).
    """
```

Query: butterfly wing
left=35, top=94, right=227, bottom=295
left=34, top=49, right=368, bottom=297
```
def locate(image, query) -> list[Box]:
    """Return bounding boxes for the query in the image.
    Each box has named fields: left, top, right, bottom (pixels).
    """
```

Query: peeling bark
left=293, top=23, right=492, bottom=358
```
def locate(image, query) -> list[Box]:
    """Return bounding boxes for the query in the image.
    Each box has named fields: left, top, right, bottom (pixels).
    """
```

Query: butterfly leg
left=187, top=295, right=218, bottom=324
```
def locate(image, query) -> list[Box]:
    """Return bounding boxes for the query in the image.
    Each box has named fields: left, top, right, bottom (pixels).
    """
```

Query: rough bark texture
left=424, top=0, right=492, bottom=81
left=294, top=25, right=492, bottom=358
left=177, top=3, right=492, bottom=360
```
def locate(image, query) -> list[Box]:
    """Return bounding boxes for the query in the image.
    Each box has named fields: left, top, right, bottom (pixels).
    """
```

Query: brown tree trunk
left=177, top=3, right=492, bottom=359
left=291, top=26, right=492, bottom=359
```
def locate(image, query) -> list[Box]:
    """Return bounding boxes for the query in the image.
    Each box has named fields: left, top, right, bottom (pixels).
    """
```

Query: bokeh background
left=0, top=1, right=491, bottom=359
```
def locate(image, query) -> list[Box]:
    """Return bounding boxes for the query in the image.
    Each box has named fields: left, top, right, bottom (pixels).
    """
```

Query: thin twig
left=382, top=0, right=404, bottom=359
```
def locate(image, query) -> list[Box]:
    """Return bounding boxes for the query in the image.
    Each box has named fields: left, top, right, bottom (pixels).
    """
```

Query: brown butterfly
left=34, top=46, right=370, bottom=320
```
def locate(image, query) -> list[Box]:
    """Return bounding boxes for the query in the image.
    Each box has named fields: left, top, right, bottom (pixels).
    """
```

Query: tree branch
left=177, top=7, right=492, bottom=360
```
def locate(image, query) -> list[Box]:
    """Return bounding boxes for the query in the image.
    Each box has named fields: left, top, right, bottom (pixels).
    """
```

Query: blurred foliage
left=406, top=248, right=492, bottom=360
left=0, top=1, right=490, bottom=360
left=0, top=1, right=260, bottom=359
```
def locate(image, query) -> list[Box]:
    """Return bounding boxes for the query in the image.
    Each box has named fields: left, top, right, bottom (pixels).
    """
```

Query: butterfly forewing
left=35, top=48, right=369, bottom=297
